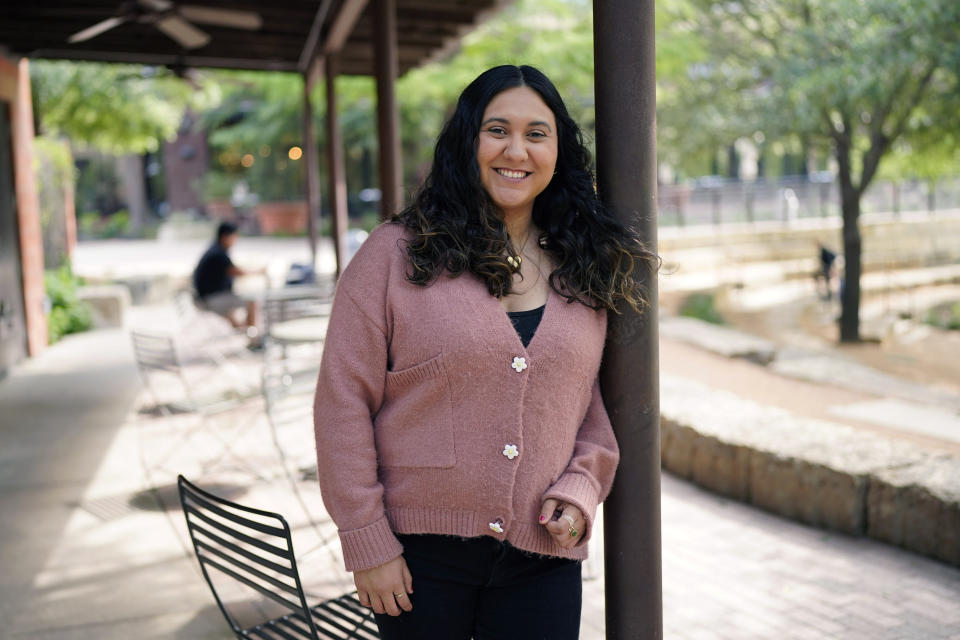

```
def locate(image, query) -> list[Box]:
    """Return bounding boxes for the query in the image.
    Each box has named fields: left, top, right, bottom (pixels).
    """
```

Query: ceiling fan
left=67, top=0, right=263, bottom=50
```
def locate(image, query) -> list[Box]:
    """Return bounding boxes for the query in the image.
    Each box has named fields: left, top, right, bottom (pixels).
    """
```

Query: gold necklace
left=506, top=229, right=533, bottom=271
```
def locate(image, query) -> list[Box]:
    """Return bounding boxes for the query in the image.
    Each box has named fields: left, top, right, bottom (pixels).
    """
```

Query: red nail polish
left=539, top=515, right=547, bottom=523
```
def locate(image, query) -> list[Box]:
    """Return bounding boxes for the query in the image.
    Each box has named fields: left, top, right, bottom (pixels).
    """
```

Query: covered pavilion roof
left=0, top=0, right=507, bottom=75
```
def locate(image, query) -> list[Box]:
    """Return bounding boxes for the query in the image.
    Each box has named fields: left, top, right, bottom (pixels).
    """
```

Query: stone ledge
left=662, top=315, right=960, bottom=413
left=772, top=350, right=960, bottom=412
left=76, top=285, right=131, bottom=328
left=660, top=374, right=960, bottom=566
left=867, top=459, right=960, bottom=566
left=660, top=316, right=777, bottom=364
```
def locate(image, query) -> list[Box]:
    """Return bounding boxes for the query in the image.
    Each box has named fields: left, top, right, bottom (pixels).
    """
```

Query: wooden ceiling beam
left=342, top=41, right=434, bottom=60
left=299, top=0, right=333, bottom=73
left=25, top=48, right=300, bottom=72
left=0, top=0, right=505, bottom=76
left=350, top=20, right=461, bottom=39
left=346, top=31, right=447, bottom=49
left=323, top=0, right=370, bottom=54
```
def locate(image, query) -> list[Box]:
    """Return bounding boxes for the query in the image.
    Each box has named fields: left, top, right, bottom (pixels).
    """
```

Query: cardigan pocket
left=375, top=353, right=456, bottom=468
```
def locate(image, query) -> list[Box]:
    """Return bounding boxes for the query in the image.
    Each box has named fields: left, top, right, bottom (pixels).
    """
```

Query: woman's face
left=476, top=86, right=558, bottom=221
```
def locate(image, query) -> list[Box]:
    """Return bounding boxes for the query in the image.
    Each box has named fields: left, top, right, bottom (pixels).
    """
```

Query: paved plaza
left=1, top=315, right=958, bottom=639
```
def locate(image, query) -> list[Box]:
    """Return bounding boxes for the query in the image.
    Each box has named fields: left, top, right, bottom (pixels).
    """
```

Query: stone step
left=658, top=210, right=960, bottom=281
left=76, top=284, right=131, bottom=328
left=660, top=316, right=777, bottom=364
left=659, top=314, right=960, bottom=411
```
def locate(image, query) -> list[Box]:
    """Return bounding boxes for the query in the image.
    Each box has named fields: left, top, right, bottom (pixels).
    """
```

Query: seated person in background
left=193, top=222, right=264, bottom=341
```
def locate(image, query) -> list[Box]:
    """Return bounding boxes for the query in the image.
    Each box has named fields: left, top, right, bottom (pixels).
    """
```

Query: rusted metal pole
left=302, top=72, right=320, bottom=267
left=593, top=1, right=662, bottom=638
left=325, top=56, right=349, bottom=277
left=373, top=0, right=402, bottom=219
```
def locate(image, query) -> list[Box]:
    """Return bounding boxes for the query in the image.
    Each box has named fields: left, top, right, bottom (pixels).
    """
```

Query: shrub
left=679, top=292, right=725, bottom=325
left=33, top=136, right=75, bottom=269
left=44, top=264, right=93, bottom=343
left=77, top=210, right=130, bottom=239
left=925, top=301, right=960, bottom=331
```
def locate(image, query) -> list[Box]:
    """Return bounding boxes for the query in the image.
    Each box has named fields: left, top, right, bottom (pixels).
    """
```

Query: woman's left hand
left=539, top=499, right=585, bottom=549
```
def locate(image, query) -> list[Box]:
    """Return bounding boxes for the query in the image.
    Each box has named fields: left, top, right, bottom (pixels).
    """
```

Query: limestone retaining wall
left=660, top=375, right=960, bottom=566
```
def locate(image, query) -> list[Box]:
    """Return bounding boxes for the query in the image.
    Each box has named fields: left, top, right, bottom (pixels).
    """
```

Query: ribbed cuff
left=542, top=473, right=600, bottom=547
left=338, top=515, right=404, bottom=572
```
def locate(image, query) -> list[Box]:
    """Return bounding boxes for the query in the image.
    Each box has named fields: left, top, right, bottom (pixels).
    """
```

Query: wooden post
left=373, top=0, right=402, bottom=219
left=302, top=72, right=320, bottom=267
left=325, top=56, right=349, bottom=276
left=593, top=0, right=663, bottom=637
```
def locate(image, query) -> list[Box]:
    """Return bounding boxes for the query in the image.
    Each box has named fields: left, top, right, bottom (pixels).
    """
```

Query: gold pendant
left=506, top=254, right=522, bottom=270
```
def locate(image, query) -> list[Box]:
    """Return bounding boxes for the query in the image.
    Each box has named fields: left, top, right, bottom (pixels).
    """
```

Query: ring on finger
left=561, top=513, right=576, bottom=527
left=393, top=592, right=406, bottom=598
left=568, top=526, right=579, bottom=538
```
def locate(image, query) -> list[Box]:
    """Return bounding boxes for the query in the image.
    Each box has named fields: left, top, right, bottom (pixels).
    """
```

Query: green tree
left=199, top=0, right=599, bottom=214
left=201, top=71, right=307, bottom=202
left=31, top=61, right=204, bottom=232
left=200, top=70, right=379, bottom=207
left=31, top=61, right=198, bottom=153
left=663, top=0, right=960, bottom=341
left=656, top=1, right=744, bottom=179
left=878, top=97, right=960, bottom=209
left=398, top=0, right=596, bottom=179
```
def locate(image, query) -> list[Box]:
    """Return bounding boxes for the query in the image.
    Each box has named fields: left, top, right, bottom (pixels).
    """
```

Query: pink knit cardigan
left=313, top=222, right=619, bottom=572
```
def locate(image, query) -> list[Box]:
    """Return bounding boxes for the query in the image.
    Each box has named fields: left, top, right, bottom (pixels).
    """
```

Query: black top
left=193, top=243, right=235, bottom=298
left=820, top=246, right=836, bottom=269
left=506, top=304, right=546, bottom=348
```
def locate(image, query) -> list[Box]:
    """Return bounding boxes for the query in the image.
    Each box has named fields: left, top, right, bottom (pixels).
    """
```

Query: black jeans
left=373, top=533, right=582, bottom=640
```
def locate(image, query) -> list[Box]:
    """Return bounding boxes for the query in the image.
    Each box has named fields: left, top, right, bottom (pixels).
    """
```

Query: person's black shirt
left=193, top=243, right=234, bottom=298
left=507, top=304, right=546, bottom=348
left=820, top=246, right=836, bottom=272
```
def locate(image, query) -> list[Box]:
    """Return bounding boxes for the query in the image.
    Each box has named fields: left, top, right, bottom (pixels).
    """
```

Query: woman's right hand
left=354, top=555, right=414, bottom=616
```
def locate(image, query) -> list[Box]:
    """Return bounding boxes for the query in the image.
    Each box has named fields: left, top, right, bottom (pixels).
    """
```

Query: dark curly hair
left=391, top=64, right=656, bottom=314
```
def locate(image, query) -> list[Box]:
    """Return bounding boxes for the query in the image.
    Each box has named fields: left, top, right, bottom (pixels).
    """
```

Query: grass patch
left=679, top=292, right=725, bottom=325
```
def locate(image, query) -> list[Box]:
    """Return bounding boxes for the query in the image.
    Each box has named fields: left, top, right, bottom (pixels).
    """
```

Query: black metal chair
left=178, top=475, right=379, bottom=639
left=131, top=330, right=265, bottom=480
left=130, top=329, right=257, bottom=415
left=260, top=357, right=339, bottom=562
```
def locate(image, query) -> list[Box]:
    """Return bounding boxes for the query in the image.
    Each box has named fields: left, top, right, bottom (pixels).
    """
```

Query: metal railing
left=657, top=176, right=960, bottom=227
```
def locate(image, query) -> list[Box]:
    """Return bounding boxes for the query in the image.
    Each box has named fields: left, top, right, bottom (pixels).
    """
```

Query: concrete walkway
left=2, top=320, right=959, bottom=639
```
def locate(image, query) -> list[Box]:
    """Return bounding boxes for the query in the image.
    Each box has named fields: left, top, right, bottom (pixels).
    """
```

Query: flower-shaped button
left=511, top=356, right=527, bottom=372
left=488, top=520, right=504, bottom=533
left=502, top=444, right=519, bottom=460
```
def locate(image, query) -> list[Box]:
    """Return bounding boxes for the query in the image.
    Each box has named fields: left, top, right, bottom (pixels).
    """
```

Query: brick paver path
left=582, top=473, right=960, bottom=639
left=7, top=323, right=957, bottom=638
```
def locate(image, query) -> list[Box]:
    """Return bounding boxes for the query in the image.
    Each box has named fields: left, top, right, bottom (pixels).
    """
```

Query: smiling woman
left=313, top=64, right=657, bottom=640
left=395, top=65, right=656, bottom=313
left=476, top=85, right=558, bottom=222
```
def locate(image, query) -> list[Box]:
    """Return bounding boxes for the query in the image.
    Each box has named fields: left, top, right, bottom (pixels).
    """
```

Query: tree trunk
left=727, top=143, right=739, bottom=179
left=839, top=182, right=861, bottom=342
left=800, top=135, right=811, bottom=177
left=116, top=154, right=147, bottom=235
left=833, top=126, right=862, bottom=343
